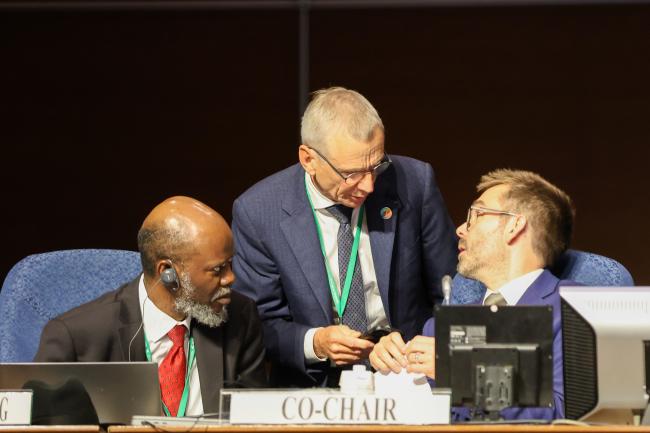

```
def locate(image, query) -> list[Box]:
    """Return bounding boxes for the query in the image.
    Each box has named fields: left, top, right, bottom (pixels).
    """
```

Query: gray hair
left=137, top=223, right=192, bottom=277
left=301, top=86, right=384, bottom=154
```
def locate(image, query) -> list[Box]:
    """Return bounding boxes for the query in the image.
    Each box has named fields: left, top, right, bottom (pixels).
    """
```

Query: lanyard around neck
left=144, top=329, right=196, bottom=418
left=305, top=176, right=364, bottom=319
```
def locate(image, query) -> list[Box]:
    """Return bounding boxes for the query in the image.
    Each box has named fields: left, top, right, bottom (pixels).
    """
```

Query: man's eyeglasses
left=466, top=205, right=519, bottom=230
left=309, top=146, right=392, bottom=185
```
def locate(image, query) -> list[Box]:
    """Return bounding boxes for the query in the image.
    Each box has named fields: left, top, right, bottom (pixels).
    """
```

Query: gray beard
left=175, top=273, right=229, bottom=328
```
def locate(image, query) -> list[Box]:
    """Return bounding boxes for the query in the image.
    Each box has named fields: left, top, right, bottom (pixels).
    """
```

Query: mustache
left=211, top=286, right=231, bottom=302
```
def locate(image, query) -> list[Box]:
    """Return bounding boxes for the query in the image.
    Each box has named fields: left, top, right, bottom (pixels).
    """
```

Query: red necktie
left=158, top=325, right=187, bottom=416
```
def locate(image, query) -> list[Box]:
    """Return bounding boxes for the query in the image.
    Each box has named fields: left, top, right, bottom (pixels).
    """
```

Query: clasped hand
left=368, top=331, right=435, bottom=379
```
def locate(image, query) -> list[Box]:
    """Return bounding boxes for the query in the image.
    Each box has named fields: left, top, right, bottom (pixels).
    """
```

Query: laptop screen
left=0, top=362, right=162, bottom=425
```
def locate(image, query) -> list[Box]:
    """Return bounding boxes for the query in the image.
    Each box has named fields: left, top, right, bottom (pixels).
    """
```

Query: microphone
left=442, top=274, right=452, bottom=306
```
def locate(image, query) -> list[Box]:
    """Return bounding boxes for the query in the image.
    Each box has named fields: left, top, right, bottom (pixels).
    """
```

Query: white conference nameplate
left=226, top=388, right=450, bottom=424
left=0, top=390, right=33, bottom=425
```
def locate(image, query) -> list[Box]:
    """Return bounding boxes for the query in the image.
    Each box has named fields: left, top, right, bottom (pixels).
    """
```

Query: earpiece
left=160, top=262, right=179, bottom=292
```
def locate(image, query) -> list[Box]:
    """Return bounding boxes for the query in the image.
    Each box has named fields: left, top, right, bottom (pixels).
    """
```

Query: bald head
left=137, top=196, right=230, bottom=277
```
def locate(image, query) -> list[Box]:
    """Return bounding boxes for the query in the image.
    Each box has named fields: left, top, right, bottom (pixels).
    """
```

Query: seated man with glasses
left=369, top=169, right=575, bottom=420
left=231, top=86, right=458, bottom=387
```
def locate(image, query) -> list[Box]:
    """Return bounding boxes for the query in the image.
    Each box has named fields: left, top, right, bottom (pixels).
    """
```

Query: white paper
left=374, top=369, right=433, bottom=397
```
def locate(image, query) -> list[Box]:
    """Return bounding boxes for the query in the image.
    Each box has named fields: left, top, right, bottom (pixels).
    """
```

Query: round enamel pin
left=380, top=207, right=393, bottom=220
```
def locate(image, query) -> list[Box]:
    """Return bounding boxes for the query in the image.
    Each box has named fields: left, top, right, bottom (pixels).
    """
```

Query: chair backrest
left=451, top=249, right=635, bottom=305
left=0, top=249, right=142, bottom=362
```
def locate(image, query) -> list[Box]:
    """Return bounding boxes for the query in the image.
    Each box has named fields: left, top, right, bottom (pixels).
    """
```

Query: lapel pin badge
left=380, top=206, right=393, bottom=220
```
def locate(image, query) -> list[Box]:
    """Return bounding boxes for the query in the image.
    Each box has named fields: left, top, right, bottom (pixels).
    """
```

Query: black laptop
left=0, top=362, right=162, bottom=425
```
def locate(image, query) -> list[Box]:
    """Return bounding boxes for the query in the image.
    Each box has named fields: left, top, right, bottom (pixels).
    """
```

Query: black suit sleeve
left=34, top=318, right=77, bottom=362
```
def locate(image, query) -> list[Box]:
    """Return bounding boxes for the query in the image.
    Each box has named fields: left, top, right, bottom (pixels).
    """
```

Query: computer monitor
left=434, top=305, right=554, bottom=419
left=561, top=286, right=650, bottom=424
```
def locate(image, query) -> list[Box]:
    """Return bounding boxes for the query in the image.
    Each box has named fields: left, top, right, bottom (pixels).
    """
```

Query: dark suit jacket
left=34, top=277, right=267, bottom=414
left=423, top=269, right=569, bottom=420
left=232, top=156, right=458, bottom=387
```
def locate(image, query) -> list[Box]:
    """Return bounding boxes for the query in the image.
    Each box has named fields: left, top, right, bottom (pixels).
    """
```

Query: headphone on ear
left=160, top=261, right=179, bottom=292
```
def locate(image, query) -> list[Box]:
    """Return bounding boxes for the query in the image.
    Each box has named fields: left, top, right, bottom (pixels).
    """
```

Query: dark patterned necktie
left=327, top=204, right=368, bottom=332
left=159, top=325, right=186, bottom=416
left=483, top=292, right=507, bottom=306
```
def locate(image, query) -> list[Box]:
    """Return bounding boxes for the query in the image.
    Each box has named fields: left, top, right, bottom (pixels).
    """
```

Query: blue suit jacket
left=423, top=270, right=568, bottom=421
left=232, top=156, right=457, bottom=386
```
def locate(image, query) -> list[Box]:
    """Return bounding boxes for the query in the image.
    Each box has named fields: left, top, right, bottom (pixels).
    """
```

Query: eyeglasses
left=466, top=205, right=519, bottom=230
left=309, top=146, right=392, bottom=185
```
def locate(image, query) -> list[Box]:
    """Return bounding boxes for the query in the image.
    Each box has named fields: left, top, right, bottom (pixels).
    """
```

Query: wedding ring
left=414, top=353, right=420, bottom=363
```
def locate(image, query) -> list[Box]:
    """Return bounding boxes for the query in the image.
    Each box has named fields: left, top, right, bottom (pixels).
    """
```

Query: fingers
left=331, top=353, right=364, bottom=365
left=406, top=354, right=435, bottom=379
left=328, top=337, right=373, bottom=366
left=386, top=331, right=407, bottom=351
left=343, top=336, right=375, bottom=351
left=406, top=361, right=435, bottom=379
left=405, top=336, right=435, bottom=357
left=404, top=336, right=436, bottom=379
left=314, top=325, right=375, bottom=362
left=369, top=350, right=392, bottom=373
left=406, top=349, right=432, bottom=365
left=369, top=332, right=407, bottom=374
left=383, top=333, right=408, bottom=370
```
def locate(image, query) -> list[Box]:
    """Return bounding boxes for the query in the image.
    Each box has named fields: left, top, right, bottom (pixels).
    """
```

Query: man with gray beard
left=35, top=196, right=267, bottom=417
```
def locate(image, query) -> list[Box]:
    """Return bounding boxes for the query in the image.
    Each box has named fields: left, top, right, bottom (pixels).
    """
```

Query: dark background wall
left=1, top=2, right=649, bottom=285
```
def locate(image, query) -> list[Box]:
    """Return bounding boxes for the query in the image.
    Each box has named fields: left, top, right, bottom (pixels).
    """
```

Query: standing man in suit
left=369, top=169, right=575, bottom=420
left=35, top=196, right=267, bottom=416
left=232, top=86, right=458, bottom=387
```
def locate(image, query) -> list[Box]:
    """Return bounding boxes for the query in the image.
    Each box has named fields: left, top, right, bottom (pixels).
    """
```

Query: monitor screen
left=561, top=286, right=650, bottom=423
left=0, top=362, right=162, bottom=425
left=434, top=305, right=554, bottom=417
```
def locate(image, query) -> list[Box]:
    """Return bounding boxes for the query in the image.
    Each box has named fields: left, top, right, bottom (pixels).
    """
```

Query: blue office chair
left=0, top=249, right=142, bottom=362
left=451, top=249, right=634, bottom=305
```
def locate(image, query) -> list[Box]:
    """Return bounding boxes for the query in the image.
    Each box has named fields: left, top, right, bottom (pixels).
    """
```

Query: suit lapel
left=517, top=270, right=559, bottom=305
left=117, top=277, right=147, bottom=361
left=194, top=321, right=224, bottom=414
left=280, top=168, right=333, bottom=322
left=365, top=166, right=401, bottom=315
left=366, top=186, right=401, bottom=317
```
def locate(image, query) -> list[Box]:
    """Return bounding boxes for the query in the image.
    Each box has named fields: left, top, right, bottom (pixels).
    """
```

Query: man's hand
left=313, top=325, right=375, bottom=365
left=405, top=335, right=435, bottom=379
left=368, top=331, right=407, bottom=374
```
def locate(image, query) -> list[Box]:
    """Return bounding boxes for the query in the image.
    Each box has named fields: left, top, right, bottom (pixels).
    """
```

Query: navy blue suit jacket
left=423, top=269, right=569, bottom=420
left=232, top=156, right=457, bottom=386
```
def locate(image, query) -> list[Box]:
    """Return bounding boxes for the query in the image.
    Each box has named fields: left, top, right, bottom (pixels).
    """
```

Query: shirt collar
left=485, top=268, right=544, bottom=306
left=305, top=171, right=336, bottom=210
left=138, top=274, right=191, bottom=342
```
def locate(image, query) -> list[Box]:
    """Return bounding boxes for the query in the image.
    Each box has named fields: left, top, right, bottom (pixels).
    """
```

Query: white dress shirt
left=303, top=172, right=390, bottom=363
left=138, top=275, right=204, bottom=416
left=482, top=269, right=544, bottom=305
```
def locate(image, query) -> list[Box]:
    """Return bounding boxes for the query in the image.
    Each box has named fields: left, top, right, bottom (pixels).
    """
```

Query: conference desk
left=109, top=425, right=650, bottom=433
left=4, top=425, right=650, bottom=433
left=0, top=427, right=98, bottom=433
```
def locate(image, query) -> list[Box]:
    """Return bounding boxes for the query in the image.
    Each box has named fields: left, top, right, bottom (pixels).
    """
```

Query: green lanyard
left=144, top=329, right=196, bottom=417
left=305, top=176, right=364, bottom=319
